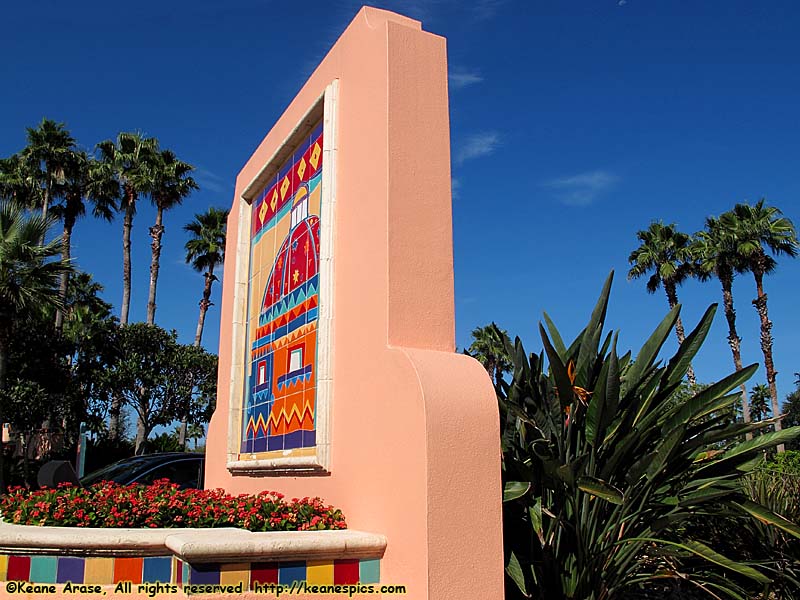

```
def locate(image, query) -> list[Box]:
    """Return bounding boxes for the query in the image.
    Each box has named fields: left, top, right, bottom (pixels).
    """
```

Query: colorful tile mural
left=241, top=122, right=324, bottom=457
left=0, top=554, right=380, bottom=589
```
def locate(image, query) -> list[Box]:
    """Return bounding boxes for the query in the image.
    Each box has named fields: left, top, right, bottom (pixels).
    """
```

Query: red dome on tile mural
left=262, top=215, right=320, bottom=311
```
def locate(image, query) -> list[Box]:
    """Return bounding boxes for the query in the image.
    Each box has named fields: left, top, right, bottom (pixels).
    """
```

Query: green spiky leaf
left=577, top=476, right=623, bottom=504
left=504, top=481, right=531, bottom=502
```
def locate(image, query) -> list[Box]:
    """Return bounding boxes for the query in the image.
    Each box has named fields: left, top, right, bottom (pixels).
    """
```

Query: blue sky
left=1, top=0, right=799, bottom=406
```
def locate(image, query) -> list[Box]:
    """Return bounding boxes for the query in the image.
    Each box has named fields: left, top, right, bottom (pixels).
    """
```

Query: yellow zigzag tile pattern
left=246, top=399, right=315, bottom=437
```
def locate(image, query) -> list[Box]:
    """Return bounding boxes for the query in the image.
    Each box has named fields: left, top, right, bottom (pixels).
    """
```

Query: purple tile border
left=56, top=557, right=84, bottom=583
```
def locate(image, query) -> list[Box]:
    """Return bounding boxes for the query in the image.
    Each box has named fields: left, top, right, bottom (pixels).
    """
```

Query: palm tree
left=51, top=152, right=117, bottom=329
left=0, top=202, right=71, bottom=490
left=749, top=383, right=772, bottom=422
left=692, top=217, right=751, bottom=427
left=721, top=200, right=798, bottom=451
left=180, top=207, right=227, bottom=448
left=628, top=221, right=697, bottom=385
left=97, top=132, right=157, bottom=440
left=468, top=324, right=512, bottom=385
left=20, top=119, right=76, bottom=220
left=0, top=155, right=40, bottom=208
left=146, top=150, right=198, bottom=325
left=96, top=132, right=158, bottom=326
left=184, top=207, right=228, bottom=346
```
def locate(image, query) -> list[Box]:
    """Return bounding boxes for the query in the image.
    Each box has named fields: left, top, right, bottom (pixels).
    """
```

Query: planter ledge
left=0, top=521, right=387, bottom=562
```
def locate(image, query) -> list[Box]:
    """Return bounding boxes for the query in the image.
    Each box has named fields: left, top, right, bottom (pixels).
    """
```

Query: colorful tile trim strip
left=0, top=554, right=380, bottom=589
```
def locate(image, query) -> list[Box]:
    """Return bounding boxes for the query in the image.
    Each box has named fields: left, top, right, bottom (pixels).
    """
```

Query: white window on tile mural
left=289, top=348, right=303, bottom=373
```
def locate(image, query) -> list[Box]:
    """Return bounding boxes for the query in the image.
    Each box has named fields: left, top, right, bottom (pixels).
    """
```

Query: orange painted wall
left=205, top=8, right=504, bottom=600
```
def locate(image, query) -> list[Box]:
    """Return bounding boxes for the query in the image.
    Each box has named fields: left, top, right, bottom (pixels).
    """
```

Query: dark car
left=80, top=453, right=205, bottom=489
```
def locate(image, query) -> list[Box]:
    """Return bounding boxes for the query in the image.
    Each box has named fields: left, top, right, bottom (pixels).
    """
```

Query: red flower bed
left=0, top=480, right=346, bottom=531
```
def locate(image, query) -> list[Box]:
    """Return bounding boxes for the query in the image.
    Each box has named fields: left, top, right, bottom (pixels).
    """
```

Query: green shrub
left=498, top=272, right=800, bottom=600
left=765, top=449, right=800, bottom=475
left=738, top=467, right=800, bottom=596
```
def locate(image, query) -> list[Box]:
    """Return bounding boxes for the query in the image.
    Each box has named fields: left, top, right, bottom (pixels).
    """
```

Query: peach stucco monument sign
left=205, top=6, right=503, bottom=599
left=0, top=7, right=503, bottom=600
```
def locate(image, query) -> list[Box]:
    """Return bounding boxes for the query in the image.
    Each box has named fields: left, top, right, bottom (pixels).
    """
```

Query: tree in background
left=0, top=155, right=40, bottom=209
left=19, top=119, right=76, bottom=221
left=1, top=121, right=223, bottom=464
left=0, top=381, right=57, bottom=485
left=96, top=132, right=158, bottom=439
left=785, top=374, right=800, bottom=452
left=467, top=323, right=512, bottom=385
left=721, top=200, right=798, bottom=451
left=184, top=207, right=228, bottom=346
left=692, top=216, right=752, bottom=429
left=180, top=207, right=227, bottom=448
left=108, top=324, right=216, bottom=454
left=173, top=344, right=218, bottom=447
left=185, top=423, right=206, bottom=451
left=59, top=273, right=120, bottom=441
left=51, top=151, right=117, bottom=329
left=750, top=383, right=773, bottom=423
left=0, top=203, right=71, bottom=490
left=0, top=324, right=72, bottom=484
left=95, top=132, right=158, bottom=327
left=628, top=221, right=697, bottom=385
left=1, top=272, right=119, bottom=486
left=146, top=149, right=198, bottom=325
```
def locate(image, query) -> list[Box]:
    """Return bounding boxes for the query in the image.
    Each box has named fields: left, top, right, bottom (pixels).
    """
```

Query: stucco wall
left=205, top=8, right=504, bottom=600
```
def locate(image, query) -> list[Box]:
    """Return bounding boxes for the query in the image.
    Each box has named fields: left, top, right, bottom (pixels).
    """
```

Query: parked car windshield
left=81, top=456, right=161, bottom=486
left=81, top=455, right=203, bottom=488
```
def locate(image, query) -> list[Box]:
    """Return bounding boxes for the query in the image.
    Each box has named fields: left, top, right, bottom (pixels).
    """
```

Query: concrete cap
left=0, top=521, right=386, bottom=562
left=165, top=529, right=387, bottom=563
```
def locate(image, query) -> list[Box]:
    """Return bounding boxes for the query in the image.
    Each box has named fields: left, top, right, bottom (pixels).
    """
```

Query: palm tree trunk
left=194, top=266, right=215, bottom=346
left=42, top=181, right=50, bottom=219
left=110, top=197, right=135, bottom=441
left=120, top=202, right=134, bottom=326
left=146, top=205, right=165, bottom=325
left=487, top=357, right=497, bottom=386
left=54, top=219, right=73, bottom=330
left=42, top=180, right=50, bottom=220
left=180, top=265, right=216, bottom=448
left=752, top=264, right=783, bottom=452
left=0, top=328, right=9, bottom=492
left=664, top=282, right=696, bottom=386
left=140, top=206, right=166, bottom=449
left=39, top=181, right=51, bottom=245
left=719, top=274, right=751, bottom=435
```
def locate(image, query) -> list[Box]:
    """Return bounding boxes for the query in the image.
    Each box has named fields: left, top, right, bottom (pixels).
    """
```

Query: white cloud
left=449, top=69, right=483, bottom=90
left=451, top=177, right=461, bottom=199
left=543, top=170, right=620, bottom=207
left=470, top=0, right=506, bottom=20
left=454, top=131, right=500, bottom=165
left=194, top=167, right=230, bottom=194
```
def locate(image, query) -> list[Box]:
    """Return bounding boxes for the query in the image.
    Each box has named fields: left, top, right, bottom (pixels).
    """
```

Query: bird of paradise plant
left=499, top=272, right=800, bottom=600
